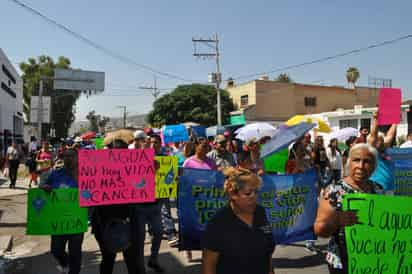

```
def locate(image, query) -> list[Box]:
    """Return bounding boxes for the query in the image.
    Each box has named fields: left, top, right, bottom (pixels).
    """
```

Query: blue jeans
left=135, top=203, right=162, bottom=261
left=50, top=233, right=84, bottom=274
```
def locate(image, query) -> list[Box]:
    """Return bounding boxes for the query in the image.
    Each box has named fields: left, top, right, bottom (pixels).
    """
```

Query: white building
left=0, top=48, right=24, bottom=156
left=306, top=104, right=410, bottom=143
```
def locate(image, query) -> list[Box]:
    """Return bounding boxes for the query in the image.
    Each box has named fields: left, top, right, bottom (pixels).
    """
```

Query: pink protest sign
left=78, top=149, right=156, bottom=206
left=378, top=88, right=402, bottom=125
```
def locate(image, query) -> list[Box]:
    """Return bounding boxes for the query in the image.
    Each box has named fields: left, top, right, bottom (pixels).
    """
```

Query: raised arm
left=367, top=112, right=378, bottom=147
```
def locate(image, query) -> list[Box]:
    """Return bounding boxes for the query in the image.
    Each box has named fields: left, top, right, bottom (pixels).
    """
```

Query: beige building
left=226, top=78, right=379, bottom=122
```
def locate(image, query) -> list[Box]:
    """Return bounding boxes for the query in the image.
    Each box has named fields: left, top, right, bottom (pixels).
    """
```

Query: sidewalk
left=0, top=176, right=31, bottom=198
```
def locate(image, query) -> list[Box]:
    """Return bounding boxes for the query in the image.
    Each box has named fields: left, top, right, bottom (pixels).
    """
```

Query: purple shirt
left=182, top=156, right=217, bottom=170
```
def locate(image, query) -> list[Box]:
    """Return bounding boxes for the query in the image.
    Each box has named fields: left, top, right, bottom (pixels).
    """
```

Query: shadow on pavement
left=8, top=249, right=202, bottom=274
left=0, top=222, right=27, bottom=228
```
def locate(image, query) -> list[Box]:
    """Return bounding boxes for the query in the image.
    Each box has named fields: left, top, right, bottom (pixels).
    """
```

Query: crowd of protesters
left=0, top=110, right=404, bottom=274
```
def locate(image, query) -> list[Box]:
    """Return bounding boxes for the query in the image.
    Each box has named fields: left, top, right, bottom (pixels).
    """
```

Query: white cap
left=134, top=130, right=147, bottom=139
left=74, top=136, right=82, bottom=143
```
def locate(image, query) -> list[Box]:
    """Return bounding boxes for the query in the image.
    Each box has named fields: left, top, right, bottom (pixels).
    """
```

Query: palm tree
left=346, top=67, right=360, bottom=89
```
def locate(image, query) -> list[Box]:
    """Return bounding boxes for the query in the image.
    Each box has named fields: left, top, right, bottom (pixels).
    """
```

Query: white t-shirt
left=326, top=148, right=342, bottom=170
left=400, top=140, right=412, bottom=148
left=7, top=146, right=18, bottom=160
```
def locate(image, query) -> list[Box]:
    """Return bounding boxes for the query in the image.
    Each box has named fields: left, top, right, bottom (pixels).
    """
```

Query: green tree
left=346, top=67, right=360, bottom=88
left=20, top=56, right=80, bottom=139
left=86, top=110, right=110, bottom=132
left=275, top=73, right=292, bottom=83
left=147, top=84, right=235, bottom=127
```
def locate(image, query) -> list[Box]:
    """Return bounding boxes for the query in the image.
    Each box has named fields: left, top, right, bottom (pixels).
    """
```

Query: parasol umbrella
left=103, top=129, right=134, bottom=146
left=81, top=131, right=96, bottom=140
left=261, top=122, right=315, bottom=158
left=285, top=115, right=331, bottom=133
left=235, top=122, right=277, bottom=141
left=328, top=127, right=358, bottom=141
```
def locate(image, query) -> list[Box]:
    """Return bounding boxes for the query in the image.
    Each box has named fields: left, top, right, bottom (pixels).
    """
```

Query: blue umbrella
left=261, top=122, right=315, bottom=159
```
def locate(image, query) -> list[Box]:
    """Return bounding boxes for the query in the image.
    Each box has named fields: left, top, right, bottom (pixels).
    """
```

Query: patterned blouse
left=322, top=180, right=383, bottom=270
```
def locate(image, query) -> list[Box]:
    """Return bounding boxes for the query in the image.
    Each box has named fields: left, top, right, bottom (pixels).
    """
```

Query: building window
left=2, top=65, right=16, bottom=84
left=360, top=118, right=371, bottom=130
left=304, top=97, right=317, bottom=106
left=339, top=119, right=358, bottom=129
left=1, top=82, right=16, bottom=98
left=240, top=95, right=249, bottom=107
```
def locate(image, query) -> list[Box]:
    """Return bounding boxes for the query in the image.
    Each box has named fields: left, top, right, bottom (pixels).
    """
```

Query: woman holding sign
left=202, top=168, right=275, bottom=274
left=314, top=143, right=384, bottom=273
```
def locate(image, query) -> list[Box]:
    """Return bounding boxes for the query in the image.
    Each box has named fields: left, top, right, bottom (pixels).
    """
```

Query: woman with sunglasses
left=202, top=168, right=275, bottom=274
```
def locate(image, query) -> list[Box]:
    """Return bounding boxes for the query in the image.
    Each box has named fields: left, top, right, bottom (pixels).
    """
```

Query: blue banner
left=259, top=168, right=318, bottom=244
left=190, top=126, right=206, bottom=138
left=178, top=168, right=226, bottom=250
left=162, top=124, right=189, bottom=144
left=178, top=168, right=318, bottom=250
left=386, top=148, right=412, bottom=196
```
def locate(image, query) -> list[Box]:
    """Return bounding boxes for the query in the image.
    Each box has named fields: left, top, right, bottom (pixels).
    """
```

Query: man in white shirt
left=400, top=133, right=412, bottom=148
left=6, top=140, right=20, bottom=188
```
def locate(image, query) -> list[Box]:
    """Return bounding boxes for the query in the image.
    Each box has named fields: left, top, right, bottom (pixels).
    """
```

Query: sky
left=1, top=0, right=412, bottom=121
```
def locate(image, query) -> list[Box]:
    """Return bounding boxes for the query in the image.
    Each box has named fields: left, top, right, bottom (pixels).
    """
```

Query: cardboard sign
left=343, top=194, right=412, bottom=274
left=27, top=188, right=88, bottom=235
left=178, top=168, right=318, bottom=250
left=263, top=148, right=289, bottom=173
left=378, top=88, right=401, bottom=125
left=162, top=124, right=189, bottom=144
left=78, top=149, right=156, bottom=206
left=387, top=148, right=412, bottom=196
left=155, top=156, right=178, bottom=198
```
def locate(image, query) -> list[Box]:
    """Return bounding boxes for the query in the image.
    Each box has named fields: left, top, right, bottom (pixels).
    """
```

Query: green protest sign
left=263, top=148, right=288, bottom=173
left=155, top=156, right=178, bottom=198
left=94, top=137, right=104, bottom=150
left=343, top=194, right=412, bottom=274
left=27, top=188, right=88, bottom=235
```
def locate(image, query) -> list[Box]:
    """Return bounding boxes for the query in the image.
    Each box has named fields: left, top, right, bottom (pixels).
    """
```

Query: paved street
left=0, top=175, right=328, bottom=274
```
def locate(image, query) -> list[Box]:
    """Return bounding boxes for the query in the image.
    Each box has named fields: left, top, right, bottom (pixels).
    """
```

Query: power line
left=232, top=33, right=412, bottom=80
left=9, top=0, right=197, bottom=83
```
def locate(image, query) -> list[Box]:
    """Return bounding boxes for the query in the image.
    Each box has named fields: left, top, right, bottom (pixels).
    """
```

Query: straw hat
left=103, top=129, right=134, bottom=146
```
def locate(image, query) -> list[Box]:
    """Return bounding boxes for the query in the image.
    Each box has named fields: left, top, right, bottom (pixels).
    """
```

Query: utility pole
left=117, top=105, right=127, bottom=128
left=139, top=76, right=161, bottom=99
left=192, top=33, right=222, bottom=126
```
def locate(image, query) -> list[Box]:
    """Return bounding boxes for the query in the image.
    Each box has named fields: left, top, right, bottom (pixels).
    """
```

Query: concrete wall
left=226, top=81, right=256, bottom=109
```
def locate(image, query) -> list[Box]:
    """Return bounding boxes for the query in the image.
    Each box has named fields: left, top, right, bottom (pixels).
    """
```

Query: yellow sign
left=155, top=156, right=178, bottom=198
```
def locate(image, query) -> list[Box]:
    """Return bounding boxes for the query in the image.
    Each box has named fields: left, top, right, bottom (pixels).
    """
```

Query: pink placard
left=78, top=149, right=156, bottom=206
left=378, top=88, right=402, bottom=125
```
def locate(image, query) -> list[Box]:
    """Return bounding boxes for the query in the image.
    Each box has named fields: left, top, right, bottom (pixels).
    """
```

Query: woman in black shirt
left=202, top=168, right=275, bottom=274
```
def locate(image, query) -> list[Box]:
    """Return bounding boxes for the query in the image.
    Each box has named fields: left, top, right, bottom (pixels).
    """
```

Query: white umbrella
left=328, top=127, right=358, bottom=141
left=235, top=122, right=277, bottom=141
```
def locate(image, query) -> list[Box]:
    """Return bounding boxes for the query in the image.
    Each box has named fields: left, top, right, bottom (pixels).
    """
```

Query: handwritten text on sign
left=155, top=156, right=178, bottom=198
left=343, top=194, right=412, bottom=274
left=27, top=188, right=88, bottom=235
left=387, top=148, right=412, bottom=196
left=78, top=149, right=156, bottom=206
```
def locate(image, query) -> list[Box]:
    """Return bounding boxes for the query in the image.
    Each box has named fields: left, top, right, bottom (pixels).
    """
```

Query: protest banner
left=162, top=124, right=189, bottom=144
left=27, top=188, right=88, bottom=235
left=178, top=168, right=226, bottom=250
left=263, top=148, right=288, bottom=173
left=94, top=137, right=104, bottom=150
left=378, top=88, right=401, bottom=125
left=155, top=156, right=178, bottom=198
left=259, top=168, right=318, bottom=244
left=343, top=194, right=412, bottom=274
left=78, top=149, right=156, bottom=206
left=178, top=168, right=318, bottom=250
left=387, top=148, right=412, bottom=196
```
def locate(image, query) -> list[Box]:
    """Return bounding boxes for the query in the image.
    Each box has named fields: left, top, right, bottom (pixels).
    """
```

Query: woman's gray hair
left=345, top=143, right=379, bottom=175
